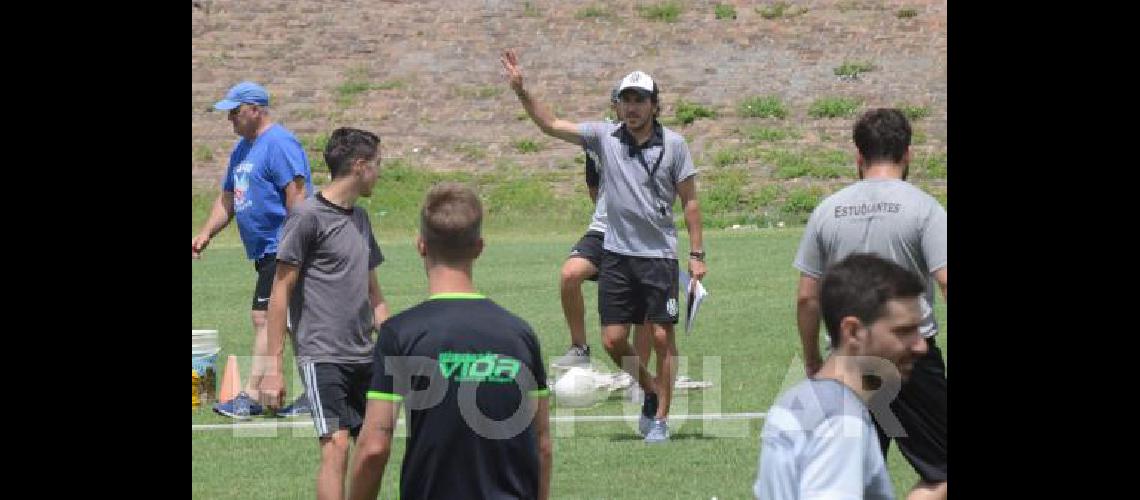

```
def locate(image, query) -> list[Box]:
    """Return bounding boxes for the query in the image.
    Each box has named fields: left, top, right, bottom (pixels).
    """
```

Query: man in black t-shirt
left=347, top=183, right=551, bottom=500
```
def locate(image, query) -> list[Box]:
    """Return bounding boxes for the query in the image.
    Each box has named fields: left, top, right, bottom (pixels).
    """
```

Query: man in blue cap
left=192, top=81, right=315, bottom=419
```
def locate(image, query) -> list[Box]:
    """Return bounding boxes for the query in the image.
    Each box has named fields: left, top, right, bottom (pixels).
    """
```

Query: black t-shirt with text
left=369, top=293, right=548, bottom=499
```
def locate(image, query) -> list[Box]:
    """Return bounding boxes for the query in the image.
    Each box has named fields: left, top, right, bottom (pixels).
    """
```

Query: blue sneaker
left=277, top=393, right=311, bottom=418
left=213, top=392, right=263, bottom=420
left=639, top=392, right=658, bottom=436
left=644, top=418, right=669, bottom=444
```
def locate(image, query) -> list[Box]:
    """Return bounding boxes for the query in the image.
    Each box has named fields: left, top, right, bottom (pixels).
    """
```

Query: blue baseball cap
left=213, top=81, right=270, bottom=111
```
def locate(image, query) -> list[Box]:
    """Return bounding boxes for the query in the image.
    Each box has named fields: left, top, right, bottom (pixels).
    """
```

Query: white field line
left=192, top=411, right=767, bottom=431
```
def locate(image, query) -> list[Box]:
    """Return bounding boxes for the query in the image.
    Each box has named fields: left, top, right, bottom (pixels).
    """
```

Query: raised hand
left=500, top=49, right=524, bottom=94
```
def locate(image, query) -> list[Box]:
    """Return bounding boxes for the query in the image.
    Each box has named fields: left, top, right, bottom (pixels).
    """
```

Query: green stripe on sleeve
left=366, top=391, right=403, bottom=402
left=429, top=292, right=486, bottom=300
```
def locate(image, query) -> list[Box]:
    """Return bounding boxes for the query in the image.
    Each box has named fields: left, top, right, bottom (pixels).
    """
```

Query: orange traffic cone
left=217, top=355, right=243, bottom=403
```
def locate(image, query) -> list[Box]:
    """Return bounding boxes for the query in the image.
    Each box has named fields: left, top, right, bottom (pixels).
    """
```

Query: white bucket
left=192, top=330, right=221, bottom=407
left=192, top=329, right=219, bottom=355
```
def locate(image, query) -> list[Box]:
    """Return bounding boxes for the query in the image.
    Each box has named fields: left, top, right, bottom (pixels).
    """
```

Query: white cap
left=617, top=70, right=656, bottom=96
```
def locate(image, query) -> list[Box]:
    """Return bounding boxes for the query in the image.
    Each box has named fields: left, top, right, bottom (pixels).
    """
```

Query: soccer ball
left=552, top=367, right=604, bottom=408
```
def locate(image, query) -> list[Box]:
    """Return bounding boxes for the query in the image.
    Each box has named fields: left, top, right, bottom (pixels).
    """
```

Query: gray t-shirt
left=754, top=379, right=894, bottom=500
left=277, top=194, right=384, bottom=364
left=584, top=146, right=608, bottom=234
left=794, top=178, right=947, bottom=337
left=579, top=122, right=697, bottom=258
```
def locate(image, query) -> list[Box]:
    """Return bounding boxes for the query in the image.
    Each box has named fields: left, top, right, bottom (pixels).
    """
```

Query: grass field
left=192, top=205, right=947, bottom=499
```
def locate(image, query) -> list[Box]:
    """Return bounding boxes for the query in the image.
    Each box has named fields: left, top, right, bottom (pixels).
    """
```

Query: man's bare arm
left=501, top=49, right=582, bottom=145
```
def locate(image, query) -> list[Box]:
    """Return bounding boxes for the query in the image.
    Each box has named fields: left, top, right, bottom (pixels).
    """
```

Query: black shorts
left=567, top=231, right=605, bottom=281
left=873, top=337, right=947, bottom=484
left=299, top=362, right=373, bottom=438
left=598, top=251, right=679, bottom=325
left=251, top=253, right=276, bottom=311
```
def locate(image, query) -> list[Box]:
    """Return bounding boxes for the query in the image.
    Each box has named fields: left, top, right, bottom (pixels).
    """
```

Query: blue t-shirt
left=222, top=124, right=314, bottom=260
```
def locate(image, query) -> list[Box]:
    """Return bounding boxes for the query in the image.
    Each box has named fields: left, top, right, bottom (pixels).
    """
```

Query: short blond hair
left=420, top=183, right=483, bottom=263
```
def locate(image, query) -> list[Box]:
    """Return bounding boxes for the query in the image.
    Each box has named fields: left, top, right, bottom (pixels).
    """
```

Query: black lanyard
left=632, top=143, right=667, bottom=215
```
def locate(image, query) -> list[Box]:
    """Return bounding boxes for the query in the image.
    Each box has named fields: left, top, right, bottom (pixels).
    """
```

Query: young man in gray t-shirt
left=257, top=127, right=390, bottom=500
left=503, top=50, right=707, bottom=443
left=793, top=109, right=947, bottom=499
left=756, top=254, right=929, bottom=500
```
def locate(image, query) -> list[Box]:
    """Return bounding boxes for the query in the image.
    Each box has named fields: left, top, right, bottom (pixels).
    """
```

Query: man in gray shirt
left=756, top=254, right=929, bottom=500
left=553, top=83, right=652, bottom=372
left=257, top=127, right=390, bottom=500
left=793, top=109, right=947, bottom=499
left=502, top=50, right=707, bottom=443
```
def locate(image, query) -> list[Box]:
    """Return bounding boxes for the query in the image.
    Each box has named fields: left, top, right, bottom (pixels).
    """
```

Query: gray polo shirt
left=794, top=178, right=947, bottom=337
left=579, top=122, right=697, bottom=258
left=277, top=193, right=384, bottom=364
left=583, top=146, right=608, bottom=233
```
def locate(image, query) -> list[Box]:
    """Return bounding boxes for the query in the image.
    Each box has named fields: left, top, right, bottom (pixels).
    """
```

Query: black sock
left=642, top=391, right=658, bottom=418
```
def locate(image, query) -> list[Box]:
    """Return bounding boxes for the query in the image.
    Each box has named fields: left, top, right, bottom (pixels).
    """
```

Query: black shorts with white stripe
left=251, top=253, right=277, bottom=311
left=299, top=362, right=373, bottom=438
